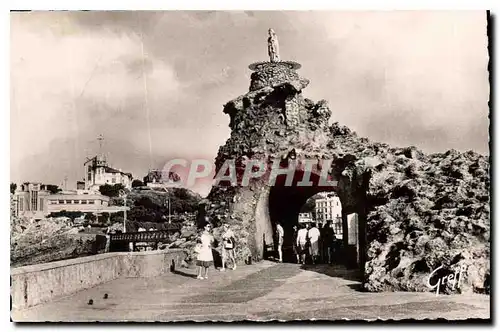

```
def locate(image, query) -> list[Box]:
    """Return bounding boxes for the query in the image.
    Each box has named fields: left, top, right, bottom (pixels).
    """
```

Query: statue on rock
left=267, top=28, right=280, bottom=63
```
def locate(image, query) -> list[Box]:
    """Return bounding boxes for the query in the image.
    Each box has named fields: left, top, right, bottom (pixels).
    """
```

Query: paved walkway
left=12, top=261, right=490, bottom=322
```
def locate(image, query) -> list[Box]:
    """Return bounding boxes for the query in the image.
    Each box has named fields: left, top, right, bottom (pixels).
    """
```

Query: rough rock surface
left=198, top=62, right=489, bottom=294
left=10, top=196, right=107, bottom=268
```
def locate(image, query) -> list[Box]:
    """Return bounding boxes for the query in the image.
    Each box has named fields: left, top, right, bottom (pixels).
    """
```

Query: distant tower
left=97, top=134, right=106, bottom=164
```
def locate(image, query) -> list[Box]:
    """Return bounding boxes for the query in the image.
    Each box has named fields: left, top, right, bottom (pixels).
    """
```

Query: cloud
left=11, top=13, right=181, bottom=182
left=294, top=11, right=489, bottom=153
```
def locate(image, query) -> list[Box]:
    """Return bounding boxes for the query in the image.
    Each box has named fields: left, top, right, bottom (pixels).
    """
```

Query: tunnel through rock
left=265, top=170, right=339, bottom=262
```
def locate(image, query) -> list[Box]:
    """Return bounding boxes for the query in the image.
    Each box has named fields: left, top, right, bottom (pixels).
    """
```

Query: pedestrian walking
left=196, top=223, right=214, bottom=280
left=308, top=222, right=321, bottom=264
left=220, top=222, right=237, bottom=271
left=276, top=221, right=284, bottom=263
left=296, top=223, right=308, bottom=264
left=292, top=225, right=300, bottom=264
left=318, top=223, right=325, bottom=263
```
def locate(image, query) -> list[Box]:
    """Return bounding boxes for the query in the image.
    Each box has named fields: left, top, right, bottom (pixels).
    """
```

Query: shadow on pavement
left=172, top=269, right=198, bottom=278
left=300, top=264, right=362, bottom=283
left=346, top=283, right=366, bottom=292
left=212, top=248, right=223, bottom=269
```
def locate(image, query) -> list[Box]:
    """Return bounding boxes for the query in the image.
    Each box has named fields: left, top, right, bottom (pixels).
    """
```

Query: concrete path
left=11, top=261, right=490, bottom=322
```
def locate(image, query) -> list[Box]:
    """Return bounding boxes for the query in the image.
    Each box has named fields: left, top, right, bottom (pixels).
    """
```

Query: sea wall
left=11, top=249, right=186, bottom=309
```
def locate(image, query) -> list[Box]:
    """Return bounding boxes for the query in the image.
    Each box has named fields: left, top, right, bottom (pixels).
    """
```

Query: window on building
left=81, top=200, right=87, bottom=204
left=334, top=218, right=343, bottom=236
left=59, top=200, right=64, bottom=204
left=39, top=198, right=44, bottom=211
left=19, top=198, right=23, bottom=211
left=31, top=191, right=38, bottom=211
left=88, top=200, right=95, bottom=204
left=112, top=177, right=116, bottom=184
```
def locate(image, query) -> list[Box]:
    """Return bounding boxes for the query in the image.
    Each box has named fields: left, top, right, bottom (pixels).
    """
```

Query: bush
left=110, top=211, right=125, bottom=224
left=47, top=210, right=84, bottom=221
left=99, top=184, right=125, bottom=198
left=97, top=212, right=110, bottom=225
left=132, top=179, right=144, bottom=188
left=85, top=213, right=97, bottom=222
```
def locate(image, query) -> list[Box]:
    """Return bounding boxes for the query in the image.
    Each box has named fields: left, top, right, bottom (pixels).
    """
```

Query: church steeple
left=97, top=134, right=107, bottom=166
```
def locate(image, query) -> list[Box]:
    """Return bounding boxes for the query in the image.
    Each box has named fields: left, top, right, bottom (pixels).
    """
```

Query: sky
left=10, top=11, right=489, bottom=197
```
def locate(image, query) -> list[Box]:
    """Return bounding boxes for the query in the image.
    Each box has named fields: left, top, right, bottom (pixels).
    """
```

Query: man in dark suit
left=323, top=220, right=335, bottom=265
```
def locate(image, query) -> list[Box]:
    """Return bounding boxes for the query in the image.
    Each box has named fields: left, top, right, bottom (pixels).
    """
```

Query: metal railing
left=110, top=228, right=181, bottom=243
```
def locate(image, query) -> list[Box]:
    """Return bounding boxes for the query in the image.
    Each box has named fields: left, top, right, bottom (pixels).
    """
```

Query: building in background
left=84, top=155, right=133, bottom=192
left=315, top=193, right=342, bottom=223
left=76, top=181, right=85, bottom=190
left=315, top=192, right=342, bottom=237
left=13, top=137, right=131, bottom=220
left=13, top=182, right=128, bottom=220
left=144, top=169, right=181, bottom=190
left=298, top=212, right=313, bottom=224
left=46, top=192, right=128, bottom=215
left=13, top=183, right=51, bottom=220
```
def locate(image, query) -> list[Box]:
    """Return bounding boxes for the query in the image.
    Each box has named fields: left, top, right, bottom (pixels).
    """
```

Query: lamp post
left=168, top=194, right=171, bottom=224
left=119, top=190, right=127, bottom=233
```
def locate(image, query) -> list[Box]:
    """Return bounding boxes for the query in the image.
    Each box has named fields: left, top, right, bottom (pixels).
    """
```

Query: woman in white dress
left=196, top=223, right=214, bottom=280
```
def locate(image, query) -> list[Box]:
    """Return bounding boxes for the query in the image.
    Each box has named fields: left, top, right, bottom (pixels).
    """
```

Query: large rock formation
left=200, top=33, right=490, bottom=294
left=10, top=199, right=107, bottom=268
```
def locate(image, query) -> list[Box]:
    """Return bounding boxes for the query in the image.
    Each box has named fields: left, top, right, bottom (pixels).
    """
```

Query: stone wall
left=11, top=249, right=186, bottom=309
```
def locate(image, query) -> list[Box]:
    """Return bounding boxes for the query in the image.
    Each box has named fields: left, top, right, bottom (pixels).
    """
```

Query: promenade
left=12, top=261, right=490, bottom=322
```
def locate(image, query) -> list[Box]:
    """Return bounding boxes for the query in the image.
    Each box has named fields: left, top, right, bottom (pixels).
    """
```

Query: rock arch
left=201, top=48, right=489, bottom=294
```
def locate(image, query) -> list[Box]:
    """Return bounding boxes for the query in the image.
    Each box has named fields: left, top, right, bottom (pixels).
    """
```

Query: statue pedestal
left=248, top=61, right=301, bottom=71
left=248, top=61, right=303, bottom=92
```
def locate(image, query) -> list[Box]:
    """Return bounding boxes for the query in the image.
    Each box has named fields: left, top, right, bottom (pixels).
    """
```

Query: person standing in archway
left=275, top=221, right=284, bottom=262
left=220, top=222, right=237, bottom=271
left=308, top=222, right=321, bottom=265
left=292, top=225, right=300, bottom=264
left=324, top=220, right=335, bottom=265
left=296, top=223, right=308, bottom=264
left=196, top=223, right=214, bottom=280
left=318, top=222, right=325, bottom=263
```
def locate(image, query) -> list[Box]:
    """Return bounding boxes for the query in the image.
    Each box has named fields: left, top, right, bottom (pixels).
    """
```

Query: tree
left=97, top=212, right=110, bottom=225
left=135, top=196, right=159, bottom=210
left=10, top=183, right=16, bottom=194
left=86, top=213, right=97, bottom=222
left=46, top=185, right=62, bottom=194
left=128, top=205, right=158, bottom=223
left=110, top=211, right=125, bottom=224
left=47, top=210, right=85, bottom=221
left=169, top=188, right=200, bottom=213
left=99, top=184, right=125, bottom=197
left=132, top=179, right=144, bottom=188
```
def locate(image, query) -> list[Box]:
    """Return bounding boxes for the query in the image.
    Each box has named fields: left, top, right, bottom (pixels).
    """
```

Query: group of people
left=276, top=220, right=341, bottom=265
left=193, top=222, right=237, bottom=280
left=194, top=219, right=341, bottom=280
